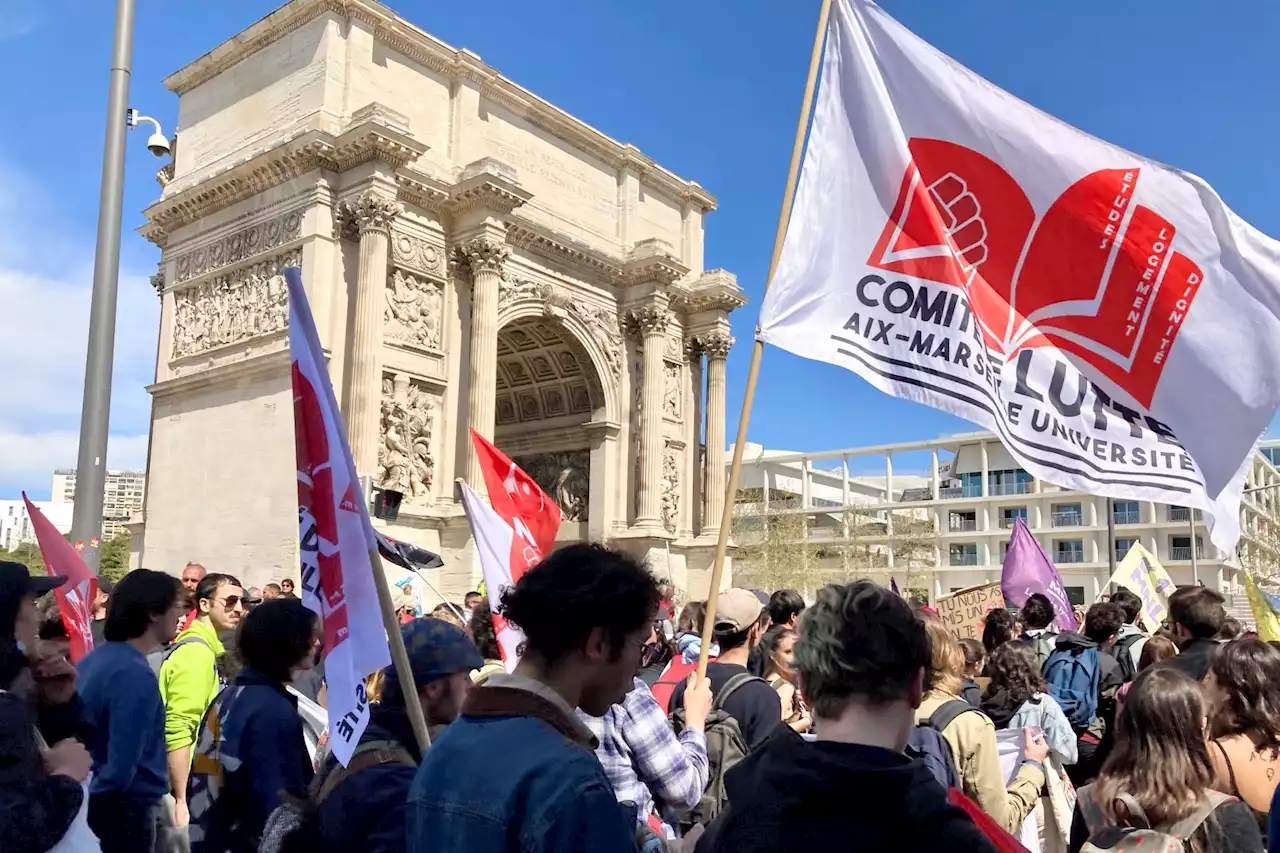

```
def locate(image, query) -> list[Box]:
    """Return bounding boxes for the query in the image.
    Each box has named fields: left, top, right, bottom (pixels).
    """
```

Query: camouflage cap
left=384, top=616, right=483, bottom=686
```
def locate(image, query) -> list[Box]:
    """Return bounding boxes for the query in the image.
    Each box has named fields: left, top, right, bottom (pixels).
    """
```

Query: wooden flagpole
left=696, top=0, right=833, bottom=679
left=369, top=547, right=432, bottom=753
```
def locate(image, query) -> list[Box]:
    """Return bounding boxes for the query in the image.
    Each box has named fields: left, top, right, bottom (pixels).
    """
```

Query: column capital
left=150, top=269, right=166, bottom=298
left=698, top=331, right=735, bottom=359
left=626, top=304, right=671, bottom=338
left=336, top=190, right=403, bottom=236
left=451, top=236, right=511, bottom=275
left=683, top=336, right=703, bottom=363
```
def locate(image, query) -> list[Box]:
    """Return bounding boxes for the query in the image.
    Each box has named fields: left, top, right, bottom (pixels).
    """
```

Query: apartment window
left=989, top=469, right=1032, bottom=496
left=1054, top=539, right=1085, bottom=564
left=1265, top=447, right=1280, bottom=466
left=1170, top=535, right=1204, bottom=560
left=948, top=510, right=977, bottom=532
left=1052, top=503, right=1083, bottom=527
left=1115, top=537, right=1138, bottom=561
left=1065, top=586, right=1086, bottom=606
left=949, top=543, right=978, bottom=566
left=1112, top=500, right=1140, bottom=525
left=999, top=541, right=1010, bottom=561
left=1000, top=507, right=1027, bottom=529
left=959, top=472, right=983, bottom=498
left=1168, top=507, right=1204, bottom=522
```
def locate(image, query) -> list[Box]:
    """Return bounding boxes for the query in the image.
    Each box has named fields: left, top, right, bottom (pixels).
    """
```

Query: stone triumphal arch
left=131, top=0, right=744, bottom=599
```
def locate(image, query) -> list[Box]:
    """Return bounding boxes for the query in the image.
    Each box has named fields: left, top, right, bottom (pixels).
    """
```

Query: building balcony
left=990, top=482, right=1033, bottom=496
left=1168, top=508, right=1204, bottom=522
left=1054, top=551, right=1086, bottom=564
left=948, top=518, right=977, bottom=532
left=1112, top=509, right=1141, bottom=525
left=1051, top=512, right=1084, bottom=527
left=949, top=553, right=979, bottom=566
left=939, top=486, right=982, bottom=500
left=999, top=516, right=1025, bottom=529
left=1169, top=546, right=1205, bottom=560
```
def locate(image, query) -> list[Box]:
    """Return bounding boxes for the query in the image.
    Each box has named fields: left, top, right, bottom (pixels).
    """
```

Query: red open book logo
left=869, top=139, right=1203, bottom=408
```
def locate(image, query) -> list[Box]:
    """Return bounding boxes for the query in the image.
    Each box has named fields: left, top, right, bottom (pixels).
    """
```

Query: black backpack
left=669, top=672, right=764, bottom=829
left=1113, top=634, right=1142, bottom=683
left=906, top=699, right=975, bottom=789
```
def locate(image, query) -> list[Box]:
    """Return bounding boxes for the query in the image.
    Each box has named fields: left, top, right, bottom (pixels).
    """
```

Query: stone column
left=701, top=332, right=733, bottom=536
left=454, top=236, right=510, bottom=488
left=337, top=190, right=401, bottom=476
left=631, top=305, right=671, bottom=528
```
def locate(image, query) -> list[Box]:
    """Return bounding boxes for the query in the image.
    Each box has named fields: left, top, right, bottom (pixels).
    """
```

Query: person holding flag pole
left=284, top=268, right=430, bottom=762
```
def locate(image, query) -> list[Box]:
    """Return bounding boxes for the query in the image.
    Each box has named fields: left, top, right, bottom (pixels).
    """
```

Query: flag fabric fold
left=1243, top=572, right=1280, bottom=642
left=1000, top=518, right=1077, bottom=632
left=758, top=0, right=1280, bottom=557
left=461, top=431, right=562, bottom=669
left=286, top=267, right=390, bottom=767
left=23, top=494, right=97, bottom=662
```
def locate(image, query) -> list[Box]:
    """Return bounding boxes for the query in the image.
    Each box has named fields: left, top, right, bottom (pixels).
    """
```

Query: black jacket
left=695, top=724, right=998, bottom=853
left=1165, top=637, right=1221, bottom=683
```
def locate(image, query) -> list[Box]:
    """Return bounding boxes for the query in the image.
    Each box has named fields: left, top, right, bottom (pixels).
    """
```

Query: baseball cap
left=715, top=588, right=766, bottom=632
left=97, top=577, right=115, bottom=595
left=384, top=617, right=483, bottom=686
left=0, top=561, right=67, bottom=603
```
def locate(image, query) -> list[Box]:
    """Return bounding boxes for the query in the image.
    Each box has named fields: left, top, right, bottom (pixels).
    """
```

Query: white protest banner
left=1103, top=542, right=1176, bottom=632
left=287, top=268, right=390, bottom=766
left=758, top=0, right=1280, bottom=556
left=935, top=582, right=1004, bottom=640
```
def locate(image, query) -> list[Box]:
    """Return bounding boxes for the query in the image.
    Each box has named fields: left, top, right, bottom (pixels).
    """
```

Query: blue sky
left=1, top=0, right=1277, bottom=498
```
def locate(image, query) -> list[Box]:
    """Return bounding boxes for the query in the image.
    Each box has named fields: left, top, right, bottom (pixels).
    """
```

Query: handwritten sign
left=1103, top=542, right=1175, bottom=632
left=935, top=583, right=1005, bottom=640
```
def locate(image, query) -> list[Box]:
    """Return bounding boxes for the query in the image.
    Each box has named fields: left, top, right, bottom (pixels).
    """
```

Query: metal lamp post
left=71, top=0, right=169, bottom=569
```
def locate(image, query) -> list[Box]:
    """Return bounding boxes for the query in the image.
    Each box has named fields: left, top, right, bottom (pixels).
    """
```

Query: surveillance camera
left=146, top=132, right=171, bottom=158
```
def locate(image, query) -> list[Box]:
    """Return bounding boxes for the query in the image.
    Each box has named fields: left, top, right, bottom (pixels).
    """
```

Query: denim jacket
left=407, top=674, right=639, bottom=853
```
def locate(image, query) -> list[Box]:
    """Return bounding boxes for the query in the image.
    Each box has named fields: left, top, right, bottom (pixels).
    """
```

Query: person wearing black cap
left=301, top=617, right=482, bottom=853
left=90, top=576, right=114, bottom=648
left=0, top=560, right=94, bottom=853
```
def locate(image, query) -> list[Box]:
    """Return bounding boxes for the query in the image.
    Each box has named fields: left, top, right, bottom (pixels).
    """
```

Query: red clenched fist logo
left=869, top=138, right=1203, bottom=407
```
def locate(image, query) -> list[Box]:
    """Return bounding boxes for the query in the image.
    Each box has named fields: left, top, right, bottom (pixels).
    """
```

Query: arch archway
left=493, top=314, right=616, bottom=536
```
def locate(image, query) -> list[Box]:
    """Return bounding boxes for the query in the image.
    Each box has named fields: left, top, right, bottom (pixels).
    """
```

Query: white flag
left=286, top=268, right=390, bottom=766
left=760, top=0, right=1280, bottom=554
left=459, top=483, right=526, bottom=670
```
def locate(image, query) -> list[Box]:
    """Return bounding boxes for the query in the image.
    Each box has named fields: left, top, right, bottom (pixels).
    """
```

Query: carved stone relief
left=661, top=444, right=680, bottom=534
left=663, top=362, right=682, bottom=420
left=171, top=249, right=298, bottom=359
left=172, top=209, right=303, bottom=284
left=391, top=233, right=443, bottom=276
left=378, top=375, right=436, bottom=504
left=512, top=451, right=590, bottom=522
left=384, top=269, right=442, bottom=350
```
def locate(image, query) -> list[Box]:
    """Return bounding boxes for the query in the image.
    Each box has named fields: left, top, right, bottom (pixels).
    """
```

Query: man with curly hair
left=695, top=580, right=997, bottom=853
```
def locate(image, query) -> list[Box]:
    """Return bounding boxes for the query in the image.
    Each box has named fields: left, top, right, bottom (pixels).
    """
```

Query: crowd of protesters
left=7, top=547, right=1280, bottom=853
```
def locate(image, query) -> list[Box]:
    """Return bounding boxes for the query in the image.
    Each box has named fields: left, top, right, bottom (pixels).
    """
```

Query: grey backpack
left=147, top=635, right=212, bottom=678
left=1077, top=784, right=1234, bottom=852
left=669, top=672, right=764, bottom=829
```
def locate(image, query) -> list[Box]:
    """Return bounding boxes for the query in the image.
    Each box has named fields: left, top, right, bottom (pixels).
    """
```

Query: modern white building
left=732, top=433, right=1280, bottom=604
left=0, top=500, right=73, bottom=552
left=50, top=469, right=147, bottom=541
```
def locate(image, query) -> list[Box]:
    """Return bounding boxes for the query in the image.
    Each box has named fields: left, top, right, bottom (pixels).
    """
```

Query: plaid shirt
left=578, top=678, right=708, bottom=828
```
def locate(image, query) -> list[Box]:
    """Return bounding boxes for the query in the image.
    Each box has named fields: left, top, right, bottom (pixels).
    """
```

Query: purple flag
left=1001, top=517, right=1078, bottom=632
left=890, top=576, right=901, bottom=597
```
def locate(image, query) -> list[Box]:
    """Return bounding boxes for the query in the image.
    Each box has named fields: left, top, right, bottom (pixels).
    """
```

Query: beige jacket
left=916, top=691, right=1045, bottom=834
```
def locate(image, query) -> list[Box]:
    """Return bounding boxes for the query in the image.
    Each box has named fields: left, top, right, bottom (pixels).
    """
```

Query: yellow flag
left=1243, top=572, right=1280, bottom=642
left=1103, top=542, right=1176, bottom=632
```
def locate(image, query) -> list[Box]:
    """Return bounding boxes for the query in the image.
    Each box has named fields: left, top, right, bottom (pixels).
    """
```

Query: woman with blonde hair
left=916, top=615, right=1048, bottom=833
left=1070, top=666, right=1262, bottom=852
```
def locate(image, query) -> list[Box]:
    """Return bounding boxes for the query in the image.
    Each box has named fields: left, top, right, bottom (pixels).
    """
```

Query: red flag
left=469, top=429, right=561, bottom=578
left=23, top=493, right=96, bottom=662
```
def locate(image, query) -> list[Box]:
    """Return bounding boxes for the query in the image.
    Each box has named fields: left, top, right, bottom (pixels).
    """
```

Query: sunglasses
left=217, top=595, right=248, bottom=611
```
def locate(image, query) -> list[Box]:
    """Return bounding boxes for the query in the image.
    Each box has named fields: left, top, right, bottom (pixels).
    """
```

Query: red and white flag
left=286, top=268, right=389, bottom=766
left=460, top=430, right=561, bottom=668
left=23, top=493, right=96, bottom=662
left=759, top=0, right=1280, bottom=554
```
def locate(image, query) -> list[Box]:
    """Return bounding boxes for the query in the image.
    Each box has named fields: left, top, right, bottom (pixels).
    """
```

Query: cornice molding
left=140, top=112, right=427, bottom=246
left=622, top=238, right=688, bottom=287
left=162, top=0, right=717, bottom=213
left=670, top=269, right=748, bottom=314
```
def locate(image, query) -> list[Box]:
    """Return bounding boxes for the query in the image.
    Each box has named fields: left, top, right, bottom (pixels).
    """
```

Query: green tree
left=0, top=541, right=46, bottom=575
left=99, top=534, right=132, bottom=584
